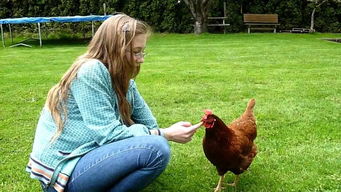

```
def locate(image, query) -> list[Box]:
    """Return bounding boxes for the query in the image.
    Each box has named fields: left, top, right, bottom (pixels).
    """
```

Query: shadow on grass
left=2, top=37, right=90, bottom=48
left=42, top=37, right=90, bottom=46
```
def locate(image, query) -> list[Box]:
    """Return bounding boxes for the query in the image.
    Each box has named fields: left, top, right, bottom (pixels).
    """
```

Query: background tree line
left=0, top=0, right=340, bottom=33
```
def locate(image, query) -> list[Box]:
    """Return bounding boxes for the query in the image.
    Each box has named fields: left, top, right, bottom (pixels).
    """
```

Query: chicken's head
left=201, top=109, right=216, bottom=129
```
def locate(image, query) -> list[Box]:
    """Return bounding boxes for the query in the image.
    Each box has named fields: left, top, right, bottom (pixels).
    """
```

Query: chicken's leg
left=227, top=175, right=239, bottom=187
left=214, top=175, right=224, bottom=192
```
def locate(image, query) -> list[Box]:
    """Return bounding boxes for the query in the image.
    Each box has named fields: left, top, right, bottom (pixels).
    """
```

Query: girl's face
left=127, top=34, right=147, bottom=65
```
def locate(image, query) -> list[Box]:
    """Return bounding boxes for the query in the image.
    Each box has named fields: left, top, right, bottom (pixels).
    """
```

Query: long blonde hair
left=46, top=14, right=151, bottom=140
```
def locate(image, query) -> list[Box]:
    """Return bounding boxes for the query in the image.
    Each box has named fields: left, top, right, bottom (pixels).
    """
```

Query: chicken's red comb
left=204, top=109, right=213, bottom=115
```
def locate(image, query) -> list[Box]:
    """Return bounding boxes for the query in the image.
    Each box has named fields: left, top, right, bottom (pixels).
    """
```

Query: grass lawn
left=0, top=33, right=340, bottom=192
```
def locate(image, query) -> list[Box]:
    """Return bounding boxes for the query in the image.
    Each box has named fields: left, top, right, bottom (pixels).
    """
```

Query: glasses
left=126, top=51, right=146, bottom=59
left=134, top=52, right=146, bottom=59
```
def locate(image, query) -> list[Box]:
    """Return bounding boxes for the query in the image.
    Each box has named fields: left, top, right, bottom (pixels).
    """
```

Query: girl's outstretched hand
left=162, top=121, right=203, bottom=143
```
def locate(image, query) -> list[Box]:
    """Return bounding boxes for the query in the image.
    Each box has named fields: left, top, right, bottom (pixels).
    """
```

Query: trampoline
left=0, top=15, right=112, bottom=47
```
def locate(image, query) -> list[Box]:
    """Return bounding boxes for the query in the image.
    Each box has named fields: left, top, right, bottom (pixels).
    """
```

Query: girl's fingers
left=179, top=121, right=192, bottom=127
left=188, top=122, right=203, bottom=131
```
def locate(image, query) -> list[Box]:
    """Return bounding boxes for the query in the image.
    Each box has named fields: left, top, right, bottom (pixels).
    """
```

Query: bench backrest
left=243, top=14, right=278, bottom=24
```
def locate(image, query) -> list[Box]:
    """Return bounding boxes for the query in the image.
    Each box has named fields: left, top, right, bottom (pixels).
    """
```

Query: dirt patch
left=322, top=38, right=341, bottom=43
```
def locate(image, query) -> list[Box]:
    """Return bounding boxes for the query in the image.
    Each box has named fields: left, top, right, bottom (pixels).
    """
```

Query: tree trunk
left=183, top=0, right=210, bottom=34
left=194, top=16, right=208, bottom=34
left=309, top=0, right=329, bottom=32
left=310, top=8, right=316, bottom=32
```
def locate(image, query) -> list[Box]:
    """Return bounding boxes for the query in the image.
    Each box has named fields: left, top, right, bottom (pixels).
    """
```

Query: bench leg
left=248, top=27, right=250, bottom=34
left=274, top=28, right=276, bottom=33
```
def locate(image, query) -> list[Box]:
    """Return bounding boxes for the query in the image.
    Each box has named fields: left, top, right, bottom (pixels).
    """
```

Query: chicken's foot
left=214, top=175, right=225, bottom=192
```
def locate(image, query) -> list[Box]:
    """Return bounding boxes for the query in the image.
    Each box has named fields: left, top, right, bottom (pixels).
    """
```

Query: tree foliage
left=0, top=0, right=339, bottom=33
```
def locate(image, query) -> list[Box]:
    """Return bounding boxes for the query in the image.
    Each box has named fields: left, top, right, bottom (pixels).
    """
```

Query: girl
left=26, top=14, right=201, bottom=192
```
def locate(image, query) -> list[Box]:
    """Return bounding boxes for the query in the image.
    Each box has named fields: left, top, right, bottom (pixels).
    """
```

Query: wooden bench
left=207, top=16, right=230, bottom=33
left=243, top=14, right=280, bottom=33
left=207, top=2, right=230, bottom=33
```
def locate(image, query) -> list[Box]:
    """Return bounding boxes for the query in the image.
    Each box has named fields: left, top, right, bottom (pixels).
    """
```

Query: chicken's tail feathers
left=246, top=98, right=256, bottom=111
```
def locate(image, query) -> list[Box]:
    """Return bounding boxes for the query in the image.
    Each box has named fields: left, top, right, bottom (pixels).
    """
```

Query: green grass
left=0, top=33, right=340, bottom=191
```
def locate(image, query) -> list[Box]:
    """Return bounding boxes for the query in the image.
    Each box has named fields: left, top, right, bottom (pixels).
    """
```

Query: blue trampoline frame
left=0, top=15, right=112, bottom=47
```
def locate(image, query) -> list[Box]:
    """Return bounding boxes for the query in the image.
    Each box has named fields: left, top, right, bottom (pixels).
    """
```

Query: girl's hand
left=162, top=121, right=202, bottom=143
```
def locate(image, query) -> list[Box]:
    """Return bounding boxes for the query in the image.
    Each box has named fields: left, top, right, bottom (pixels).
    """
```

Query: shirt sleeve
left=130, top=80, right=159, bottom=129
left=70, top=60, right=149, bottom=145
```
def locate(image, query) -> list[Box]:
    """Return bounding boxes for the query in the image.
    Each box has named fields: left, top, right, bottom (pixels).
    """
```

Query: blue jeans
left=42, top=135, right=170, bottom=192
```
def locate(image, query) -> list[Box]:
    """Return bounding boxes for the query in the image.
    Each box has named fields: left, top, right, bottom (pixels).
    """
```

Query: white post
left=223, top=2, right=226, bottom=34
left=38, top=23, right=42, bottom=47
left=1, top=24, right=5, bottom=47
left=103, top=3, right=107, bottom=15
left=8, top=24, right=13, bottom=43
left=92, top=21, right=94, bottom=37
left=223, top=2, right=226, bottom=17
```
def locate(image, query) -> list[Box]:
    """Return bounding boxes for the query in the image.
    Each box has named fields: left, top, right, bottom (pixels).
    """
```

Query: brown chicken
left=201, top=99, right=257, bottom=192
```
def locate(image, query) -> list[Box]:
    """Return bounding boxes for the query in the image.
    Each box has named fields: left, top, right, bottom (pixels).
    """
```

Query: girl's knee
left=148, top=135, right=171, bottom=164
